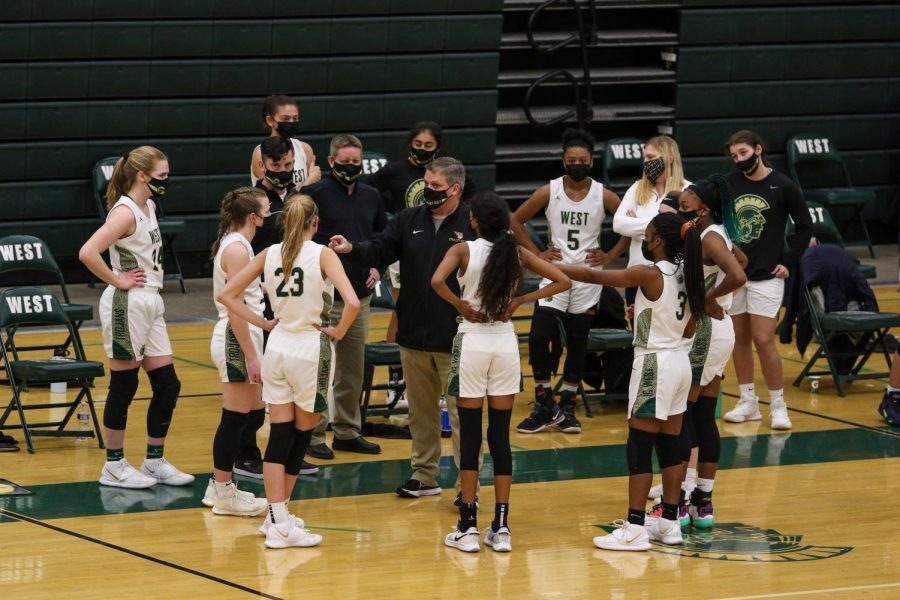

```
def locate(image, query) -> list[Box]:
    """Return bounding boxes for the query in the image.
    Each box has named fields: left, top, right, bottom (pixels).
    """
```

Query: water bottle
left=76, top=399, right=91, bottom=441
left=439, top=395, right=451, bottom=438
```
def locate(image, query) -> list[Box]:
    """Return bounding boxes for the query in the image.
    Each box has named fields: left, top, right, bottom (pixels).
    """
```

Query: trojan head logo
left=597, top=522, right=852, bottom=562
left=405, top=178, right=426, bottom=208
left=733, top=194, right=770, bottom=245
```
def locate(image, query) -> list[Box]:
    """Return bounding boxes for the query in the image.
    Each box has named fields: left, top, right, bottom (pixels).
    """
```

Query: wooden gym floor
left=1, top=286, right=898, bottom=599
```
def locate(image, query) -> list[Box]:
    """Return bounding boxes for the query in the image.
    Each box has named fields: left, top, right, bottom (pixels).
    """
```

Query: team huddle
left=78, top=94, right=817, bottom=553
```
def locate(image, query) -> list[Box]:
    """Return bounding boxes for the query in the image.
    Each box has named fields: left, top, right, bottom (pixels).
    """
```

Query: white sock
left=561, top=382, right=578, bottom=393
left=214, top=480, right=231, bottom=491
left=685, top=467, right=697, bottom=486
left=696, top=478, right=714, bottom=493
left=888, top=385, right=899, bottom=393
left=268, top=501, right=289, bottom=524
left=769, top=389, right=785, bottom=405
left=738, top=383, right=755, bottom=401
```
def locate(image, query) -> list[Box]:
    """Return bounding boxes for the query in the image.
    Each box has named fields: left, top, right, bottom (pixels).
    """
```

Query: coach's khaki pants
left=400, top=347, right=481, bottom=491
left=312, top=295, right=371, bottom=445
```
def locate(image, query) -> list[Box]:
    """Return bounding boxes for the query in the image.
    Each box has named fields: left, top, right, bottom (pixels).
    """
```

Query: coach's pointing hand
left=329, top=235, right=352, bottom=254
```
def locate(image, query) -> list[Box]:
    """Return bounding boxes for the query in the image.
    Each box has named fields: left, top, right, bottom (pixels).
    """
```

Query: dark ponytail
left=471, top=192, right=522, bottom=322
left=686, top=174, right=739, bottom=242
left=649, top=212, right=706, bottom=318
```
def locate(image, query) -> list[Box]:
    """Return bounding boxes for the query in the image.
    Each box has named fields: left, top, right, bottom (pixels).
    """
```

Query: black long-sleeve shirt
left=364, top=159, right=478, bottom=215
left=250, top=182, right=290, bottom=256
left=346, top=202, right=476, bottom=352
left=306, top=174, right=387, bottom=300
left=727, top=170, right=812, bottom=280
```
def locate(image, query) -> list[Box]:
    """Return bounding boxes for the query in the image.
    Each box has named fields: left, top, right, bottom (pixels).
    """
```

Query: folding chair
left=787, top=133, right=875, bottom=257
left=360, top=278, right=406, bottom=423
left=0, top=235, right=93, bottom=358
left=92, top=156, right=188, bottom=293
left=0, top=287, right=106, bottom=453
left=601, top=137, right=645, bottom=189
left=792, top=285, right=900, bottom=397
left=786, top=202, right=876, bottom=279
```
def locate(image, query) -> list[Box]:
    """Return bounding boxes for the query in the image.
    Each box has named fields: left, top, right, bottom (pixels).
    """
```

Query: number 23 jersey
left=546, top=176, right=605, bottom=266
left=263, top=240, right=333, bottom=333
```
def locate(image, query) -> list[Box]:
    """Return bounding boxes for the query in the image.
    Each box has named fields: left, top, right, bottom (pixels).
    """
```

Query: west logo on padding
left=362, top=157, right=387, bottom=175
left=0, top=242, right=45, bottom=262
left=793, top=138, right=831, bottom=155
left=4, top=294, right=54, bottom=314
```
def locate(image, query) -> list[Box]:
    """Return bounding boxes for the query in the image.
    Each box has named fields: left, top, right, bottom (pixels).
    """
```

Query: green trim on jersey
left=320, top=291, right=333, bottom=326
left=704, top=272, right=717, bottom=291
left=224, top=322, right=248, bottom=383
left=689, top=314, right=712, bottom=385
left=632, top=353, right=658, bottom=418
left=111, top=289, right=134, bottom=360
left=114, top=245, right=139, bottom=271
left=447, top=331, right=465, bottom=397
left=633, top=308, right=652, bottom=348
left=314, top=332, right=332, bottom=413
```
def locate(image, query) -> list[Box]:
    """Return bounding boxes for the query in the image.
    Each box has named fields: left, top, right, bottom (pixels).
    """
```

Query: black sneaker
left=558, top=391, right=582, bottom=434
left=515, top=387, right=564, bottom=434
left=233, top=458, right=263, bottom=479
left=453, top=492, right=479, bottom=508
left=299, top=460, right=319, bottom=476
left=396, top=478, right=442, bottom=498
left=879, top=389, right=900, bottom=426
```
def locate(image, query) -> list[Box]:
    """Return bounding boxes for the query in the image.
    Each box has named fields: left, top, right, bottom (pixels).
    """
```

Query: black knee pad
left=103, top=367, right=140, bottom=430
left=656, top=433, right=682, bottom=469
left=562, top=312, right=594, bottom=383
left=212, top=409, right=249, bottom=471
left=528, top=309, right=562, bottom=380
left=487, top=407, right=512, bottom=476
left=693, top=395, right=721, bottom=463
left=285, top=428, right=313, bottom=476
left=680, top=402, right=696, bottom=462
left=239, top=407, right=265, bottom=461
left=263, top=421, right=295, bottom=466
left=146, top=364, right=181, bottom=438
left=626, top=427, right=657, bottom=475
left=458, top=406, right=483, bottom=472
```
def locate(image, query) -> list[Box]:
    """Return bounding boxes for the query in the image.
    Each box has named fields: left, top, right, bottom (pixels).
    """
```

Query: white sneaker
left=202, top=478, right=261, bottom=508
left=264, top=521, right=323, bottom=549
left=445, top=525, right=480, bottom=553
left=647, top=483, right=663, bottom=500
left=211, top=483, right=267, bottom=517
left=769, top=400, right=793, bottom=430
left=648, top=517, right=684, bottom=546
left=99, top=459, right=157, bottom=489
left=724, top=396, right=762, bottom=423
left=484, top=527, right=512, bottom=552
left=140, top=458, right=195, bottom=486
left=259, top=513, right=305, bottom=536
left=593, top=520, right=651, bottom=551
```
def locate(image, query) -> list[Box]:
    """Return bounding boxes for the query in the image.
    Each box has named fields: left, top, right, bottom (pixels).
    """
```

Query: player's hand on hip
left=116, top=268, right=146, bottom=290
left=772, top=264, right=790, bottom=279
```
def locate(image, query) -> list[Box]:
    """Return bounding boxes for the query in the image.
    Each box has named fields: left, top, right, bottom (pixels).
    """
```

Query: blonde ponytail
left=280, top=193, right=317, bottom=276
left=106, top=145, right=168, bottom=209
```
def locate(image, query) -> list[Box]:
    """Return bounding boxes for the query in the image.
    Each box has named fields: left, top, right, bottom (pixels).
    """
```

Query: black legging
left=528, top=307, right=594, bottom=384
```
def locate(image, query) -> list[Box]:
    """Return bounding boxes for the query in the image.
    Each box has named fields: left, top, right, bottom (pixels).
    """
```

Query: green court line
left=510, top=444, right=528, bottom=451
left=171, top=355, right=218, bottom=370
left=2, top=427, right=897, bottom=523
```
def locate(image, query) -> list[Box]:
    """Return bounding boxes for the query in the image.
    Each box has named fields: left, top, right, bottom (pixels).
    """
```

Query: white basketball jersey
left=457, top=239, right=515, bottom=332
left=108, top=196, right=163, bottom=289
left=263, top=241, right=333, bottom=333
left=701, top=224, right=734, bottom=311
left=633, top=260, right=690, bottom=353
left=250, top=138, right=310, bottom=187
left=213, top=232, right=264, bottom=320
left=546, top=176, right=605, bottom=265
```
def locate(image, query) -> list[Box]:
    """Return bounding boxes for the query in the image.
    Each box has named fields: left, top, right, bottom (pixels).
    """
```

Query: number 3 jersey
left=633, top=260, right=690, bottom=355
left=108, top=196, right=164, bottom=290
left=263, top=240, right=333, bottom=333
left=546, top=176, right=605, bottom=266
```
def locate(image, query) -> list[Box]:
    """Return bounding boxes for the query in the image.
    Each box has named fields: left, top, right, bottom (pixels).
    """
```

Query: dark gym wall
left=0, top=1, right=504, bottom=279
left=675, top=0, right=900, bottom=241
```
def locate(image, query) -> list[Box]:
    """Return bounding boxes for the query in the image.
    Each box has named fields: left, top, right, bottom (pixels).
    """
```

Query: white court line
left=714, top=582, right=900, bottom=600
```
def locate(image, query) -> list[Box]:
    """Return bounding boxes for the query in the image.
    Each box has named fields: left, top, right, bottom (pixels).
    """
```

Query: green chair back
left=786, top=133, right=854, bottom=190
left=361, top=151, right=389, bottom=177
left=92, top=156, right=120, bottom=218
left=0, top=235, right=72, bottom=303
left=370, top=278, right=395, bottom=310
left=602, top=137, right=645, bottom=187
left=786, top=201, right=844, bottom=246
left=0, top=287, right=71, bottom=329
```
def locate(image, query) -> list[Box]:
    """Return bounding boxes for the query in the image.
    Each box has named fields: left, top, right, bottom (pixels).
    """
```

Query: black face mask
left=332, top=162, right=362, bottom=186
left=276, top=121, right=301, bottom=138
left=409, top=147, right=437, bottom=166
left=735, top=152, right=760, bottom=176
left=677, top=209, right=699, bottom=222
left=643, top=157, right=666, bottom=183
left=565, top=163, right=591, bottom=182
left=265, top=169, right=293, bottom=189
left=641, top=239, right=655, bottom=262
left=147, top=176, right=170, bottom=198
left=422, top=186, right=450, bottom=209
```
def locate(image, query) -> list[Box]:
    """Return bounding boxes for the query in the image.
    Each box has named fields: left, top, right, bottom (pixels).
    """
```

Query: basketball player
left=218, top=194, right=360, bottom=549
left=250, top=94, right=320, bottom=189
left=79, top=146, right=193, bottom=489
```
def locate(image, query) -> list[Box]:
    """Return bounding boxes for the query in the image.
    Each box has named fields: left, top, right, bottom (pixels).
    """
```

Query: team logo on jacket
left=733, top=194, right=769, bottom=245
left=596, top=522, right=852, bottom=562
